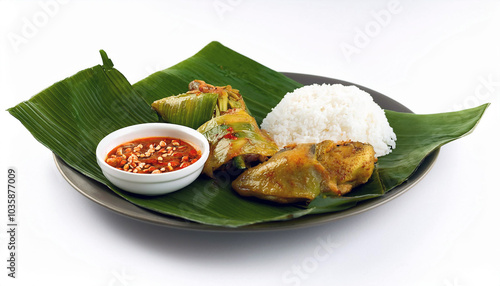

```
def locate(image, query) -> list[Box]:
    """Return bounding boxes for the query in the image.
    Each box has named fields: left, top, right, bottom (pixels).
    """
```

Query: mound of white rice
left=261, top=83, right=396, bottom=157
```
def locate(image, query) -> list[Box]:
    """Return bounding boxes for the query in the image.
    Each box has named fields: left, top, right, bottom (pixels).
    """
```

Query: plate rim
left=53, top=73, right=440, bottom=232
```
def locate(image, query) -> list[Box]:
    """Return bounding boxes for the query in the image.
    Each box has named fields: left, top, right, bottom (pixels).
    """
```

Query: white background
left=1, top=1, right=499, bottom=285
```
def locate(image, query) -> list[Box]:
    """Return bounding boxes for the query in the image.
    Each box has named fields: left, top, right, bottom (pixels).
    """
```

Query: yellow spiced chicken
left=231, top=141, right=377, bottom=203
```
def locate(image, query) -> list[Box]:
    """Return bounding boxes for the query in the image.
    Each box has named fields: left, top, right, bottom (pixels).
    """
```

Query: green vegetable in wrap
left=197, top=109, right=279, bottom=178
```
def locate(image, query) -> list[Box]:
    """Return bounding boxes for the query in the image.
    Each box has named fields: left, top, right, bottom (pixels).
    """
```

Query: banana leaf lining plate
left=54, top=72, right=438, bottom=232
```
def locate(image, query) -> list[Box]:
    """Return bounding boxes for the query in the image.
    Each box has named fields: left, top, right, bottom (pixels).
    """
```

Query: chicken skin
left=231, top=141, right=376, bottom=204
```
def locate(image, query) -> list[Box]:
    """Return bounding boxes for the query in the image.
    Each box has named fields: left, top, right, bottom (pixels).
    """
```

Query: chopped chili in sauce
left=222, top=127, right=238, bottom=140
left=105, top=137, right=201, bottom=174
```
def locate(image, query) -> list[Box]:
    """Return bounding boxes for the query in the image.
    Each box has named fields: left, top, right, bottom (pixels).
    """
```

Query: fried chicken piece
left=231, top=141, right=376, bottom=203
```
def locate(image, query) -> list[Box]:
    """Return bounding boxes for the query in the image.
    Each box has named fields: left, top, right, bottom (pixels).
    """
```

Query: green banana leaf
left=8, top=42, right=489, bottom=227
left=8, top=50, right=158, bottom=183
left=133, top=42, right=301, bottom=125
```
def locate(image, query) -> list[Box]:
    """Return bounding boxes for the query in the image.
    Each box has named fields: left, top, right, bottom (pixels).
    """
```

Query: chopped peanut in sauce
left=105, top=137, right=201, bottom=174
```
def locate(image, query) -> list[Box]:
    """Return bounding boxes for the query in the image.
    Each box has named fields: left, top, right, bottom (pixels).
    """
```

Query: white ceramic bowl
left=96, top=123, right=209, bottom=196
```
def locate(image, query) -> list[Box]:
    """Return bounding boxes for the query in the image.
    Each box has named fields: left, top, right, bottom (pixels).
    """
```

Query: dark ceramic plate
left=54, top=73, right=439, bottom=232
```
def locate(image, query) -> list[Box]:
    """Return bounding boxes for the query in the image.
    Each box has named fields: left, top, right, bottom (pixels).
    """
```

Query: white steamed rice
left=261, top=83, right=396, bottom=157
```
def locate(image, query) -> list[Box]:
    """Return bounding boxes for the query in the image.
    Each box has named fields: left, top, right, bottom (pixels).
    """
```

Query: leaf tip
left=99, top=50, right=114, bottom=69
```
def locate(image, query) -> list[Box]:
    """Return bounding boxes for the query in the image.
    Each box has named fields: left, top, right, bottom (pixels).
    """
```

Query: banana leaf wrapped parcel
left=197, top=108, right=279, bottom=178
left=151, top=91, right=218, bottom=129
left=151, top=80, right=279, bottom=178
left=151, top=80, right=249, bottom=129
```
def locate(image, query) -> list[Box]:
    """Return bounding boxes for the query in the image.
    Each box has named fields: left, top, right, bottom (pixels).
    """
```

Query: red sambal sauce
left=105, top=137, right=201, bottom=174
